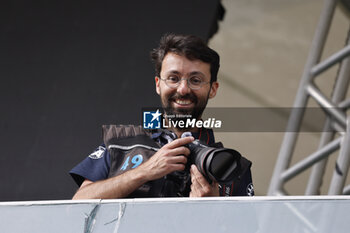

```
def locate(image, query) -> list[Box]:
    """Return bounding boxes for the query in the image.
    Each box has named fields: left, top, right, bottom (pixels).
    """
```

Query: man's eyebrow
left=165, top=70, right=205, bottom=77
left=188, top=71, right=205, bottom=76
left=166, top=70, right=181, bottom=75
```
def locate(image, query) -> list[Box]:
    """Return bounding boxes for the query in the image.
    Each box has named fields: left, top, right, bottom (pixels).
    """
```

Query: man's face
left=155, top=52, right=218, bottom=120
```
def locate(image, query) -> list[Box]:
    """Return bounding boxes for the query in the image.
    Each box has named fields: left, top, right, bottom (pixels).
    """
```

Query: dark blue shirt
left=70, top=128, right=254, bottom=196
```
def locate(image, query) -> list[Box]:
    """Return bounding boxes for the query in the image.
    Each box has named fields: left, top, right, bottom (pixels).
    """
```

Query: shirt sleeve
left=69, top=145, right=110, bottom=186
left=220, top=157, right=254, bottom=196
left=235, top=168, right=254, bottom=196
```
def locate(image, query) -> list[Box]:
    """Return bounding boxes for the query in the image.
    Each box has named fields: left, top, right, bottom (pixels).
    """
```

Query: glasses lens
left=188, top=77, right=203, bottom=89
left=165, top=76, right=180, bottom=88
left=162, top=76, right=205, bottom=90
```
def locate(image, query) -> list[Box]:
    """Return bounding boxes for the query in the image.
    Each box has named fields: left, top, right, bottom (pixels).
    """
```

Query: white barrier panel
left=0, top=196, right=349, bottom=233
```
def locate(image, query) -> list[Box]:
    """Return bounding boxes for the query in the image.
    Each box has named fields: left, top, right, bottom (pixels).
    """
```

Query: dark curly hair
left=150, top=33, right=220, bottom=83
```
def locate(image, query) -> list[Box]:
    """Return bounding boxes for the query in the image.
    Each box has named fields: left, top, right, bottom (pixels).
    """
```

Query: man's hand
left=189, top=165, right=220, bottom=197
left=73, top=136, right=195, bottom=200
left=140, top=136, right=194, bottom=181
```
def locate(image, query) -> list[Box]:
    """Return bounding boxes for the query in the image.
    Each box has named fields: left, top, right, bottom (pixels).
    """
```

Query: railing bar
left=281, top=137, right=342, bottom=182
left=311, top=45, right=350, bottom=77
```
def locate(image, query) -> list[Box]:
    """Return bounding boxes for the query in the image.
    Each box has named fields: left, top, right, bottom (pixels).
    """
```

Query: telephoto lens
left=186, top=140, right=241, bottom=184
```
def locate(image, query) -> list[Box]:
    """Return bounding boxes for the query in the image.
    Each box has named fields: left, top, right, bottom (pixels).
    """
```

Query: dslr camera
left=186, top=139, right=241, bottom=184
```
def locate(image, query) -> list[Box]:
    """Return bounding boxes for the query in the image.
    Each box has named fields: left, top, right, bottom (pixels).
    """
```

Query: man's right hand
left=72, top=136, right=194, bottom=199
left=139, top=136, right=194, bottom=181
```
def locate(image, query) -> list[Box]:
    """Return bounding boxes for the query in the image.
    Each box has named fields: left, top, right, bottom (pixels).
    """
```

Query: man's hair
left=150, top=33, right=220, bottom=83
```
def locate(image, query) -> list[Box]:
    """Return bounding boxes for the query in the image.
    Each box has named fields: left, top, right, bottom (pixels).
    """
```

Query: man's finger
left=190, top=165, right=220, bottom=197
left=165, top=136, right=194, bottom=149
left=168, top=155, right=188, bottom=165
left=168, top=146, right=191, bottom=157
left=190, top=165, right=209, bottom=188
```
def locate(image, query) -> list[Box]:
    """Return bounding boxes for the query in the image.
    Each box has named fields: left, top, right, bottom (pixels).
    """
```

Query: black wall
left=0, top=0, right=223, bottom=201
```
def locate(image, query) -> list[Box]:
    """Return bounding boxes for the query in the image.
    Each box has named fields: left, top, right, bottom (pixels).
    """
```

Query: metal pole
left=311, top=45, right=350, bottom=76
left=306, top=27, right=350, bottom=195
left=328, top=116, right=350, bottom=195
left=307, top=84, right=347, bottom=127
left=281, top=137, right=341, bottom=182
left=268, top=0, right=337, bottom=195
left=344, top=184, right=350, bottom=194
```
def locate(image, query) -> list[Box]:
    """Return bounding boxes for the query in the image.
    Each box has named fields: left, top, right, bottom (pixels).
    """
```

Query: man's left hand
left=189, top=165, right=220, bottom=197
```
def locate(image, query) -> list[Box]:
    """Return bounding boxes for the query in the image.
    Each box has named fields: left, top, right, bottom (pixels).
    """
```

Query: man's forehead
left=162, top=52, right=206, bottom=64
left=161, top=52, right=210, bottom=75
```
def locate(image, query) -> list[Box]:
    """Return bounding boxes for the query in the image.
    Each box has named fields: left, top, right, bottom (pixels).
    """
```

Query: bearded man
left=70, top=34, right=253, bottom=199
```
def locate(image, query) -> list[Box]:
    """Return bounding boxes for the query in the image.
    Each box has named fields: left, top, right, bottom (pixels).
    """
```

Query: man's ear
left=209, top=81, right=219, bottom=99
left=155, top=76, right=160, bottom=95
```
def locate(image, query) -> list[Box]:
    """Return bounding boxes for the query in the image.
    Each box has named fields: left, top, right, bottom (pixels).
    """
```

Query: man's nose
left=177, top=79, right=191, bottom=95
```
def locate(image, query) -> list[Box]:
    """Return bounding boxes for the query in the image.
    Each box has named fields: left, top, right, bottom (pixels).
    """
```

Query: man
left=70, top=34, right=253, bottom=199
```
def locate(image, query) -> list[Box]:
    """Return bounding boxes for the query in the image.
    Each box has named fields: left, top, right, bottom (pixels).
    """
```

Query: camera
left=186, top=140, right=241, bottom=184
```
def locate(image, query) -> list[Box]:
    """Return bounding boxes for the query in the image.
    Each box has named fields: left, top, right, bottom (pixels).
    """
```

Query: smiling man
left=70, top=34, right=253, bottom=199
left=155, top=52, right=218, bottom=133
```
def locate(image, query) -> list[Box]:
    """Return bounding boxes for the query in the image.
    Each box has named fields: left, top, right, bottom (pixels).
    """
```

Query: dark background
left=0, top=0, right=224, bottom=201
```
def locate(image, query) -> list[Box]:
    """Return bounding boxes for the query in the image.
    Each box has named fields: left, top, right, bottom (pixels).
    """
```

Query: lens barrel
left=187, top=140, right=241, bottom=184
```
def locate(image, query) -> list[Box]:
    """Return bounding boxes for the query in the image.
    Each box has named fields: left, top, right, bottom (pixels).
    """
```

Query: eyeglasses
left=159, top=76, right=209, bottom=90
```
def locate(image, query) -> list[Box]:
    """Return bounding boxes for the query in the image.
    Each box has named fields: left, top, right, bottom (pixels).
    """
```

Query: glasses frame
left=159, top=77, right=210, bottom=90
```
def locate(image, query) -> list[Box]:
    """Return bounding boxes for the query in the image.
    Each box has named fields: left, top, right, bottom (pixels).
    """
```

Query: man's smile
left=173, top=99, right=194, bottom=108
left=169, top=93, right=197, bottom=111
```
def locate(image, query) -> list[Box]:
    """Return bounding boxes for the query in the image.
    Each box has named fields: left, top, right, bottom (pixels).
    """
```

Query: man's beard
left=161, top=92, right=209, bottom=131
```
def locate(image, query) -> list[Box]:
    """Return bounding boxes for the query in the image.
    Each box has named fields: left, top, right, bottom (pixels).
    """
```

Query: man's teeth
left=175, top=99, right=192, bottom=105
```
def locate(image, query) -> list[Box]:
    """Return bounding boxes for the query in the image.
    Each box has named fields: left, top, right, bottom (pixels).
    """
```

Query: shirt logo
left=247, top=183, right=254, bottom=196
left=88, top=146, right=105, bottom=159
left=143, top=109, right=162, bottom=129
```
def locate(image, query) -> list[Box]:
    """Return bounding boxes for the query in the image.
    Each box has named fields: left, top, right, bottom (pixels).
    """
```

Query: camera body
left=186, top=140, right=241, bottom=184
